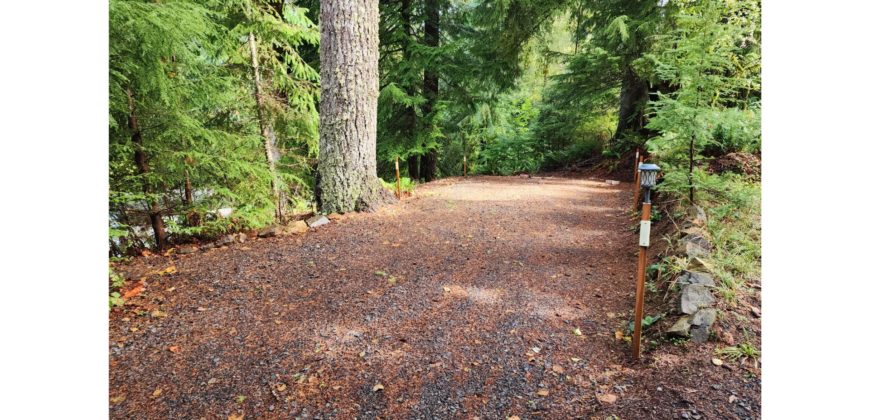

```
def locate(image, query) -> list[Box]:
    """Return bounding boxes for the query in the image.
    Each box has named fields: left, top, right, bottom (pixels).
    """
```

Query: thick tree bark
left=248, top=32, right=284, bottom=221
left=126, top=88, right=167, bottom=251
left=614, top=67, right=648, bottom=143
left=420, top=0, right=440, bottom=182
left=318, top=0, right=390, bottom=213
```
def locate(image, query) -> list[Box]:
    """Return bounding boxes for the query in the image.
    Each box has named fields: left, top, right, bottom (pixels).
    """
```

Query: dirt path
left=110, top=175, right=760, bottom=419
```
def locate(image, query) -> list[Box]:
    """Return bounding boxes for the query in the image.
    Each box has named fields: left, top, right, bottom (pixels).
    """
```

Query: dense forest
left=110, top=0, right=760, bottom=288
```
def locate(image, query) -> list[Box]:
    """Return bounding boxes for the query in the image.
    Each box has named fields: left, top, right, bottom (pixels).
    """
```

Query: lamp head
left=638, top=163, right=661, bottom=189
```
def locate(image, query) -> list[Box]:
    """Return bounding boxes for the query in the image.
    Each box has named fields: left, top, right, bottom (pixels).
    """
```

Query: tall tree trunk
left=318, top=0, right=389, bottom=213
left=126, top=88, right=167, bottom=251
left=407, top=155, right=420, bottom=180
left=183, top=167, right=200, bottom=227
left=248, top=32, right=284, bottom=221
left=420, top=0, right=440, bottom=182
left=614, top=67, right=648, bottom=144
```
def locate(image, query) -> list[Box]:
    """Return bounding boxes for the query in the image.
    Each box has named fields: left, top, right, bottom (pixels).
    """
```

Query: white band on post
left=639, top=220, right=651, bottom=247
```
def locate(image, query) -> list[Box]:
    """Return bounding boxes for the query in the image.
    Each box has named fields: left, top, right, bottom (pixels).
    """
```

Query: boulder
left=667, top=316, right=692, bottom=337
left=690, top=308, right=718, bottom=343
left=306, top=215, right=330, bottom=228
left=676, top=271, right=715, bottom=288
left=687, top=205, right=707, bottom=227
left=177, top=245, right=198, bottom=255
left=691, top=307, right=717, bottom=327
left=286, top=220, right=309, bottom=235
left=681, top=284, right=715, bottom=314
left=215, top=234, right=235, bottom=247
left=685, top=241, right=711, bottom=259
left=258, top=226, right=281, bottom=238
left=686, top=256, right=715, bottom=273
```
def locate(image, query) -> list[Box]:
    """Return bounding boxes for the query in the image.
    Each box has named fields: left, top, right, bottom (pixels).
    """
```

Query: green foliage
left=717, top=342, right=760, bottom=362
left=109, top=292, right=126, bottom=310
left=380, top=177, right=418, bottom=195
left=109, top=0, right=319, bottom=250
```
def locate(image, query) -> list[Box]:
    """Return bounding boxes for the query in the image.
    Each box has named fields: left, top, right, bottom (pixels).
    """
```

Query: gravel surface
left=110, top=175, right=760, bottom=419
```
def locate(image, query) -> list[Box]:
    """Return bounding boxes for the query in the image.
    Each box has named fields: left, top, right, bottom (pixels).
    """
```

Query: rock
left=667, top=316, right=692, bottom=337
left=598, top=393, right=618, bottom=404
left=200, top=242, right=215, bottom=251
left=711, top=358, right=724, bottom=366
left=177, top=246, right=197, bottom=255
left=676, top=271, right=715, bottom=287
left=721, top=331, right=735, bottom=345
left=286, top=220, right=309, bottom=235
left=691, top=308, right=717, bottom=327
left=750, top=306, right=761, bottom=318
left=327, top=212, right=343, bottom=221
left=687, top=205, right=707, bottom=227
left=217, top=207, right=233, bottom=218
left=680, top=284, right=715, bottom=314
left=605, top=180, right=620, bottom=185
left=685, top=241, right=711, bottom=259
left=686, top=256, right=714, bottom=273
left=688, top=309, right=717, bottom=343
left=306, top=214, right=330, bottom=228
left=237, top=233, right=247, bottom=243
left=258, top=226, right=280, bottom=238
left=215, top=234, right=235, bottom=247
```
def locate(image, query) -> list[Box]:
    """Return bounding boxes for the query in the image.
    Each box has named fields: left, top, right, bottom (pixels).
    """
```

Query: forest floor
left=109, top=175, right=760, bottom=419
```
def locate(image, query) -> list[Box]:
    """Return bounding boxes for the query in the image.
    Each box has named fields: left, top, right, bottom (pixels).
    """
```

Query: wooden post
left=632, top=201, right=652, bottom=359
left=395, top=156, right=402, bottom=199
left=633, top=156, right=644, bottom=208
left=633, top=149, right=640, bottom=182
left=463, top=155, right=467, bottom=177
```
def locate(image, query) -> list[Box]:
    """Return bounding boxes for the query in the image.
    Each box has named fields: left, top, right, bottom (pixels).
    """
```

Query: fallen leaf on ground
left=572, top=328, right=583, bottom=336
left=614, top=331, right=623, bottom=340
left=152, top=388, right=162, bottom=398
left=729, top=395, right=738, bottom=403
left=276, top=383, right=287, bottom=392
left=129, top=327, right=139, bottom=332
left=228, top=413, right=244, bottom=420
left=158, top=265, right=177, bottom=275
left=552, top=365, right=565, bottom=374
left=123, top=285, right=144, bottom=300
left=358, top=351, right=366, bottom=358
left=598, top=393, right=618, bottom=404
left=151, top=310, right=168, bottom=318
left=168, top=346, right=180, bottom=353
left=110, top=395, right=126, bottom=404
left=507, top=416, right=521, bottom=420
left=207, top=378, right=219, bottom=385
left=571, top=357, right=581, bottom=363
left=537, top=389, right=549, bottom=397
left=443, top=286, right=451, bottom=292
left=372, top=383, right=384, bottom=392
left=712, top=358, right=724, bottom=366
left=531, top=347, right=541, bottom=353
left=235, top=395, right=246, bottom=403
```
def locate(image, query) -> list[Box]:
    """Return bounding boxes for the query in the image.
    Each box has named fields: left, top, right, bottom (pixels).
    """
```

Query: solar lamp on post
left=632, top=163, right=661, bottom=359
